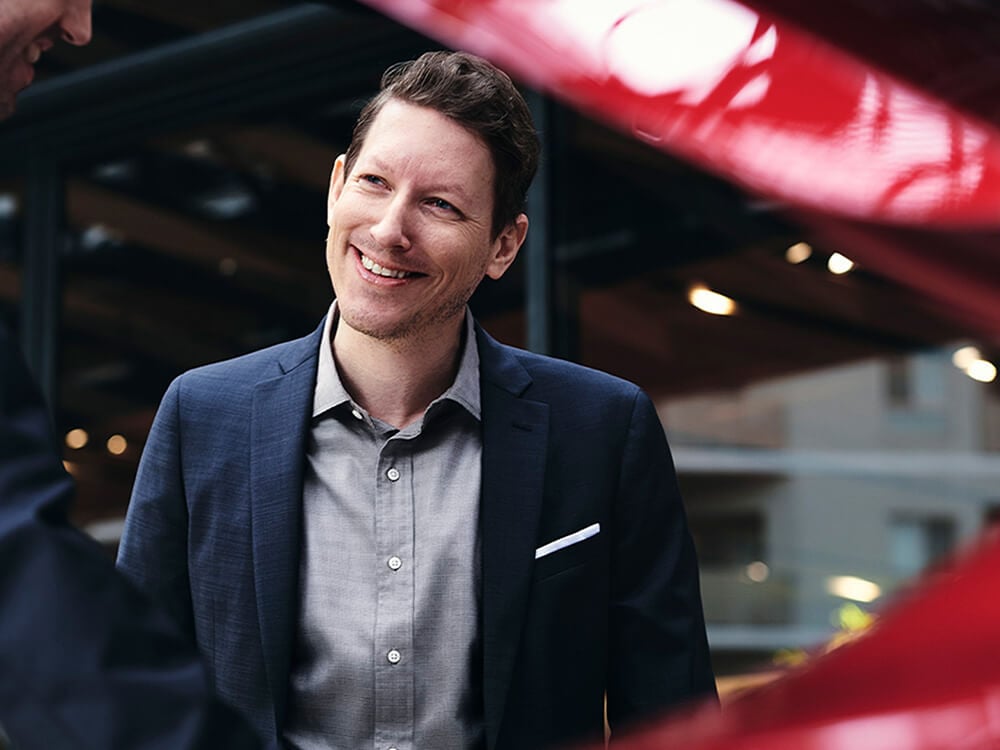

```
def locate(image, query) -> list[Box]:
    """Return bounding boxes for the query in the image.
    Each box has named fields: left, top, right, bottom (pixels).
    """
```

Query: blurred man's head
left=0, top=0, right=92, bottom=119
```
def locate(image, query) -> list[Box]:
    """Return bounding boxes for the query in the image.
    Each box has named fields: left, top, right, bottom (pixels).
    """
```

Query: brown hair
left=344, top=51, right=540, bottom=239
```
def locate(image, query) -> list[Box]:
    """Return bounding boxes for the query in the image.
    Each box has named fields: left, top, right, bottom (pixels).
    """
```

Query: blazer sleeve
left=0, top=329, right=260, bottom=750
left=116, top=376, right=197, bottom=641
left=606, top=389, right=717, bottom=732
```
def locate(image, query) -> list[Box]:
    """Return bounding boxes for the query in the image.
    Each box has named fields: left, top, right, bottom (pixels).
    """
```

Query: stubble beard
left=339, top=278, right=478, bottom=347
left=330, top=232, right=483, bottom=347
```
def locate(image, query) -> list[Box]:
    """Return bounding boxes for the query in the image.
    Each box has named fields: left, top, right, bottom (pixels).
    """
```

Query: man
left=0, top=330, right=261, bottom=749
left=118, top=51, right=716, bottom=750
left=0, top=3, right=261, bottom=747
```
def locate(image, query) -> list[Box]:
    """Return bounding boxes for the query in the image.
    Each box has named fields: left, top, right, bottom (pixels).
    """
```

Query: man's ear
left=327, top=154, right=347, bottom=226
left=485, top=213, right=529, bottom=280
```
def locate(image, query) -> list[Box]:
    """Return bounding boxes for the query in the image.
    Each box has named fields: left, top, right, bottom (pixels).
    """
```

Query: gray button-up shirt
left=283, top=304, right=484, bottom=750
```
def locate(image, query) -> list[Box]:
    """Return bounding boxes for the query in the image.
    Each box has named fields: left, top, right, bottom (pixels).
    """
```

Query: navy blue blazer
left=117, top=319, right=716, bottom=749
left=0, top=325, right=260, bottom=750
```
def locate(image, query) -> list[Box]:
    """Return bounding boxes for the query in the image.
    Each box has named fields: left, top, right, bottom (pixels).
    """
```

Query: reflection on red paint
left=603, top=530, right=1000, bottom=750
left=362, top=0, right=1000, bottom=228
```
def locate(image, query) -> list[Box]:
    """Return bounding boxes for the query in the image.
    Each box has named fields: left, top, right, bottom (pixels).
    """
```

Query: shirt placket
left=373, top=436, right=415, bottom=750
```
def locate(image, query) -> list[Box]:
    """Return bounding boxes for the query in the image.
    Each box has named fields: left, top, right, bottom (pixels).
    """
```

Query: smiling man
left=118, top=51, right=716, bottom=750
left=0, top=0, right=91, bottom=118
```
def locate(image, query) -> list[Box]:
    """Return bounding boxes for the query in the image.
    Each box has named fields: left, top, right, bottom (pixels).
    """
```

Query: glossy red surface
left=608, top=530, right=1000, bottom=749
left=360, top=0, right=1000, bottom=230
left=362, top=0, right=1000, bottom=339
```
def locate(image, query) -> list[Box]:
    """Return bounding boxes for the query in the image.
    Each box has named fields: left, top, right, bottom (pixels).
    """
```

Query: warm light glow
left=966, top=359, right=998, bottom=383
left=689, top=286, right=737, bottom=315
left=831, top=602, right=874, bottom=632
left=827, top=253, right=855, bottom=275
left=952, top=345, right=982, bottom=370
left=826, top=575, right=881, bottom=603
left=106, top=434, right=128, bottom=456
left=785, top=241, right=812, bottom=264
left=62, top=460, right=77, bottom=477
left=65, top=428, right=89, bottom=450
left=746, top=561, right=770, bottom=582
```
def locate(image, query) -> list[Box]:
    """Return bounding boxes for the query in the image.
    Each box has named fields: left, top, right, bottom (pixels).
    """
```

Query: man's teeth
left=25, top=44, right=41, bottom=64
left=361, top=253, right=412, bottom=279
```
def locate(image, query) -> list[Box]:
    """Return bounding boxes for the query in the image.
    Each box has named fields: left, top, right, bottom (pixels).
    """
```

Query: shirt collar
left=312, top=301, right=481, bottom=421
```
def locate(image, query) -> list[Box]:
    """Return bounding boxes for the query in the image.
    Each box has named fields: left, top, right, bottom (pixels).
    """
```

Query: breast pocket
left=533, top=524, right=602, bottom=582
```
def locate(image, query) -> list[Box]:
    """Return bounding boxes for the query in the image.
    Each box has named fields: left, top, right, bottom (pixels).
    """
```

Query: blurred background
left=3, top=0, right=999, bottom=684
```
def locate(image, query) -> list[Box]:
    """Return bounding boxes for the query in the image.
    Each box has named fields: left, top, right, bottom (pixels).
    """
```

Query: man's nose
left=61, top=5, right=93, bottom=46
left=369, top=199, right=411, bottom=251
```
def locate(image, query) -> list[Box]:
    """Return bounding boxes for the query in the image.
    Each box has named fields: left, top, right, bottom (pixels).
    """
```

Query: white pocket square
left=535, top=523, right=600, bottom=559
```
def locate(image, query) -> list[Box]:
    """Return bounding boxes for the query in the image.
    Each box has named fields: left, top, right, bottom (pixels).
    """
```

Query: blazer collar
left=250, top=317, right=325, bottom=730
left=476, top=325, right=550, bottom=749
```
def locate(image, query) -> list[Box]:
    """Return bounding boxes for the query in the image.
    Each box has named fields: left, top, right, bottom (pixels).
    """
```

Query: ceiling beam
left=66, top=179, right=331, bottom=315
left=0, top=3, right=428, bottom=168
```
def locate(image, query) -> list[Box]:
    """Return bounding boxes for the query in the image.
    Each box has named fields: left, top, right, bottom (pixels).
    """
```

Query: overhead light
left=65, top=428, right=89, bottom=450
left=951, top=345, right=996, bottom=382
left=183, top=139, right=216, bottom=159
left=785, top=241, right=812, bottom=264
left=0, top=193, right=19, bottom=219
left=197, top=185, right=257, bottom=219
left=689, top=285, right=737, bottom=316
left=952, top=345, right=982, bottom=370
left=92, top=160, right=136, bottom=182
left=966, top=359, right=997, bottom=383
left=745, top=561, right=770, bottom=582
left=826, top=575, right=881, bottom=603
left=106, top=434, right=128, bottom=456
left=80, top=224, right=125, bottom=251
left=827, top=253, right=855, bottom=275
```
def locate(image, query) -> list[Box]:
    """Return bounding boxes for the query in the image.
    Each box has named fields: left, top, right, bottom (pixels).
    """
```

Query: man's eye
left=360, top=174, right=385, bottom=186
left=428, top=198, right=457, bottom=213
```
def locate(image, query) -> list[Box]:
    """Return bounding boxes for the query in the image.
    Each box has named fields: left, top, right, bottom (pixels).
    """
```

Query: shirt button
left=386, top=467, right=400, bottom=481
left=387, top=649, right=401, bottom=664
left=387, top=555, right=402, bottom=571
left=351, top=408, right=363, bottom=420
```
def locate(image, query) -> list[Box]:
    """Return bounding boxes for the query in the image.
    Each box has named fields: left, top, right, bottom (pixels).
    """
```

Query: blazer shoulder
left=171, top=320, right=324, bottom=397
left=483, top=334, right=642, bottom=401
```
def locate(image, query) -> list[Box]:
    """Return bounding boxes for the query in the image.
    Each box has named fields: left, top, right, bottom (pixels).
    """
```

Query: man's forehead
left=355, top=105, right=494, bottom=198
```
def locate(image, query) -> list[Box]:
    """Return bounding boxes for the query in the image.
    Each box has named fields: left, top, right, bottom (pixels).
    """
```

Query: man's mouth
left=360, top=252, right=416, bottom=279
left=24, top=38, right=53, bottom=65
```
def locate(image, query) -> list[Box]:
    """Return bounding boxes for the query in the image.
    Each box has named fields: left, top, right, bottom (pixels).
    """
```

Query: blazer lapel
left=249, top=321, right=324, bottom=730
left=477, top=327, right=550, bottom=750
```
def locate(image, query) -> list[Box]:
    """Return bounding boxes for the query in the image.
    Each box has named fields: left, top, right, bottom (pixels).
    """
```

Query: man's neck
left=331, top=316, right=466, bottom=430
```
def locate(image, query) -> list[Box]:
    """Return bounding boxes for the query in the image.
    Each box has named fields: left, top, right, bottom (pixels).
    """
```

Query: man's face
left=0, top=0, right=92, bottom=119
left=326, top=99, right=527, bottom=345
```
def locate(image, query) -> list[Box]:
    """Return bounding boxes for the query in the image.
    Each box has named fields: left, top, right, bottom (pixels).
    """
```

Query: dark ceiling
left=0, top=0, right=978, bottom=532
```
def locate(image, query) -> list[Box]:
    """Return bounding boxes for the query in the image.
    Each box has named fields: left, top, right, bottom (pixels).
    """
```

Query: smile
left=360, top=252, right=415, bottom=279
left=24, top=41, right=47, bottom=65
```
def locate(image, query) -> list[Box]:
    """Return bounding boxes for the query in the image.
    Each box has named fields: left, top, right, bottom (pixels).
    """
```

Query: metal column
left=19, top=158, right=63, bottom=412
left=525, top=90, right=553, bottom=356
left=525, top=93, right=578, bottom=360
